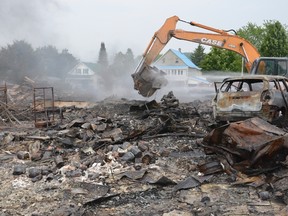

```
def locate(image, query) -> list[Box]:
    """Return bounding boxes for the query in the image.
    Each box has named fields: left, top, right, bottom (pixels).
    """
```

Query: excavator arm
left=132, top=15, right=260, bottom=97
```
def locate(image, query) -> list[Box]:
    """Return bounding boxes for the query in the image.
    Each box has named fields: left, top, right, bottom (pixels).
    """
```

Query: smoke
left=0, top=1, right=217, bottom=103
left=55, top=74, right=142, bottom=103
left=0, top=0, right=63, bottom=47
left=0, top=0, right=141, bottom=102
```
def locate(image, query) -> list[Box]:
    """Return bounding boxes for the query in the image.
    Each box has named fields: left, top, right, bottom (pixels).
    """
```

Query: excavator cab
left=251, top=57, right=288, bottom=76
left=132, top=61, right=168, bottom=97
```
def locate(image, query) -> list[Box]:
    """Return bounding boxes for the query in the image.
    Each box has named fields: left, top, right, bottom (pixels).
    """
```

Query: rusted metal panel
left=216, top=92, right=262, bottom=112
left=203, top=117, right=288, bottom=173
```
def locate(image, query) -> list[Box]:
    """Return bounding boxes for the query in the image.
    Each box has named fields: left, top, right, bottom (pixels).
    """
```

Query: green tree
left=58, top=49, right=78, bottom=77
left=0, top=40, right=78, bottom=83
left=34, top=46, right=77, bottom=78
left=102, top=48, right=136, bottom=91
left=237, top=23, right=265, bottom=50
left=97, top=42, right=110, bottom=90
left=260, top=20, right=288, bottom=57
left=199, top=23, right=263, bottom=72
left=124, top=48, right=135, bottom=69
left=123, top=48, right=136, bottom=75
left=35, top=45, right=60, bottom=77
left=110, top=48, right=136, bottom=77
left=190, top=44, right=206, bottom=67
left=97, top=42, right=108, bottom=68
left=0, top=40, right=36, bottom=83
left=200, top=47, right=242, bottom=71
left=110, top=51, right=125, bottom=77
left=200, top=20, right=288, bottom=72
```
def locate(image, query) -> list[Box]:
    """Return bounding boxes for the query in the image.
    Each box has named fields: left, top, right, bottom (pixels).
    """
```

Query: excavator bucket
left=132, top=63, right=168, bottom=97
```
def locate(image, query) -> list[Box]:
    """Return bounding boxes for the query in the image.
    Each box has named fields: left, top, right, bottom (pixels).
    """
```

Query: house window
left=162, top=58, right=166, bottom=63
left=175, top=58, right=179, bottom=63
left=83, top=68, right=89, bottom=75
left=76, top=68, right=81, bottom=74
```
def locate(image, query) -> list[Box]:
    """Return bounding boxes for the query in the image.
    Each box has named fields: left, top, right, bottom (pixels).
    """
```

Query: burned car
left=212, top=75, right=288, bottom=123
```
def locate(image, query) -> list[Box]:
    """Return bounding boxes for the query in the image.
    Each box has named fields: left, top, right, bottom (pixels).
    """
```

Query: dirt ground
left=1, top=88, right=288, bottom=216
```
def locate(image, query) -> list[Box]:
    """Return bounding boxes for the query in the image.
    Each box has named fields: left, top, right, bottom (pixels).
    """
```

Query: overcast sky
left=1, top=0, right=287, bottom=62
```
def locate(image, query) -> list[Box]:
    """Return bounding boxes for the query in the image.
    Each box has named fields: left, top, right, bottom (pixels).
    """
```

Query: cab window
left=256, top=60, right=275, bottom=75
left=277, top=60, right=287, bottom=76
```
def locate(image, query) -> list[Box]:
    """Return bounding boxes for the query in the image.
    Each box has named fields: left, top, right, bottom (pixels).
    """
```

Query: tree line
left=0, top=41, right=78, bottom=83
left=96, top=42, right=138, bottom=91
left=0, top=19, right=287, bottom=85
left=190, top=20, right=288, bottom=72
left=0, top=40, right=137, bottom=85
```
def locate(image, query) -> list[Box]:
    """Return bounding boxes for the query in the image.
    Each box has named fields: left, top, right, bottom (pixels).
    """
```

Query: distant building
left=67, top=62, right=98, bottom=78
left=66, top=62, right=101, bottom=87
left=153, top=49, right=209, bottom=86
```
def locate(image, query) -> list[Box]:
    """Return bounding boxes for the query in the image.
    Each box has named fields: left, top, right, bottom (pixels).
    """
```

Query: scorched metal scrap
left=201, top=117, right=288, bottom=175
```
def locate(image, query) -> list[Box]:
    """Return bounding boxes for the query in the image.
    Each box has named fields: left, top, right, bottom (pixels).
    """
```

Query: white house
left=153, top=49, right=209, bottom=86
left=67, top=62, right=96, bottom=77
left=65, top=62, right=101, bottom=88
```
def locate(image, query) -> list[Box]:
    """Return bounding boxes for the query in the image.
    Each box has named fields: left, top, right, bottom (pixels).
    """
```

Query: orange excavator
left=132, top=15, right=288, bottom=97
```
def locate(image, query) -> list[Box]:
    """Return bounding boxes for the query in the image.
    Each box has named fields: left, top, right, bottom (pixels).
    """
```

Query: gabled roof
left=156, top=65, right=189, bottom=70
left=68, top=62, right=100, bottom=75
left=170, top=49, right=200, bottom=69
left=83, top=62, right=100, bottom=72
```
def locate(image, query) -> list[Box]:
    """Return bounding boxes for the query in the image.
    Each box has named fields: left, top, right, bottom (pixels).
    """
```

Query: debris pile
left=0, top=90, right=288, bottom=215
left=202, top=117, right=288, bottom=175
left=0, top=78, right=49, bottom=127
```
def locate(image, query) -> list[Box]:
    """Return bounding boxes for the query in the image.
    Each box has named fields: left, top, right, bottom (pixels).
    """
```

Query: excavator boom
left=132, top=16, right=260, bottom=97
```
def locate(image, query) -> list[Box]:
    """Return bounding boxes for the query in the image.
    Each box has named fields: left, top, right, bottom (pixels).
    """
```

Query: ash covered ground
left=1, top=82, right=288, bottom=216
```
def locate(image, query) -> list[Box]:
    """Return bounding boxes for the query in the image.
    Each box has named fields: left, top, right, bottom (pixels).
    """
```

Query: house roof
left=155, top=65, right=189, bottom=70
left=68, top=61, right=100, bottom=75
left=170, top=49, right=200, bottom=70
left=83, top=62, right=100, bottom=72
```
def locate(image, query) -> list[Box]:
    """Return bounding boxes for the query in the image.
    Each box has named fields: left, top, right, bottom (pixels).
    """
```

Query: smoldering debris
left=201, top=117, right=288, bottom=176
left=1, top=88, right=288, bottom=215
left=0, top=81, right=35, bottom=126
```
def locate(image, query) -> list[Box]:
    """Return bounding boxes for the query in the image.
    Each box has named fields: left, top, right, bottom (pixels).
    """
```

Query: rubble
left=0, top=87, right=288, bottom=215
left=202, top=117, right=288, bottom=176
